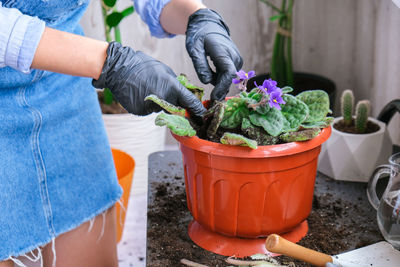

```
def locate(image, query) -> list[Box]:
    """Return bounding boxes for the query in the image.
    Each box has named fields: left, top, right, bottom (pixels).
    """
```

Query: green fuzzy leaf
left=103, top=0, right=116, bottom=7
left=220, top=132, right=257, bottom=149
left=301, top=117, right=334, bottom=129
left=255, top=105, right=270, bottom=115
left=249, top=108, right=285, bottom=137
left=243, top=97, right=259, bottom=107
left=281, top=86, right=294, bottom=94
left=177, top=74, right=204, bottom=101
left=220, top=98, right=249, bottom=129
left=155, top=112, right=196, bottom=137
left=280, top=128, right=321, bottom=142
left=241, top=118, right=279, bottom=145
left=144, top=94, right=185, bottom=116
left=240, top=91, right=248, bottom=98
left=296, top=90, right=331, bottom=123
left=248, top=88, right=262, bottom=101
left=280, top=94, right=309, bottom=131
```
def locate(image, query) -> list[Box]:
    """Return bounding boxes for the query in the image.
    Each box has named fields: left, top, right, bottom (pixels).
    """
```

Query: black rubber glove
left=93, top=42, right=206, bottom=117
left=186, top=8, right=243, bottom=102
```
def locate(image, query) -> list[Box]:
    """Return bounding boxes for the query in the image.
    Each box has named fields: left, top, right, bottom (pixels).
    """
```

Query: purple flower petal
left=254, top=81, right=267, bottom=95
left=262, top=78, right=280, bottom=94
left=236, top=70, right=247, bottom=80
left=232, top=78, right=241, bottom=84
left=247, top=70, right=256, bottom=78
left=268, top=90, right=285, bottom=110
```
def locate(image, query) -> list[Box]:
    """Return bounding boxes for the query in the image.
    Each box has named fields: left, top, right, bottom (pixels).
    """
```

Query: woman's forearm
left=160, top=0, right=206, bottom=35
left=31, top=27, right=108, bottom=79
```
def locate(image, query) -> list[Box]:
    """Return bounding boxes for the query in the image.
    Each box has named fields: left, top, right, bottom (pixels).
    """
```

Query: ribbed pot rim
left=173, top=126, right=331, bottom=158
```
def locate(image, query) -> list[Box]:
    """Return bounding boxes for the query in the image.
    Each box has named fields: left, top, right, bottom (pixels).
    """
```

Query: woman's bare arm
left=31, top=27, right=108, bottom=79
left=160, top=0, right=206, bottom=35
left=32, top=0, right=206, bottom=79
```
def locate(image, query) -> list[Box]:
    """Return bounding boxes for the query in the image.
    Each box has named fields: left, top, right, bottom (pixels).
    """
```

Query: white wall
left=81, top=0, right=400, bottom=146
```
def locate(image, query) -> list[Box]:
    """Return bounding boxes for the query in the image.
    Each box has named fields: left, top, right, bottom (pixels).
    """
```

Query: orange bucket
left=173, top=127, right=331, bottom=256
left=112, top=148, right=135, bottom=243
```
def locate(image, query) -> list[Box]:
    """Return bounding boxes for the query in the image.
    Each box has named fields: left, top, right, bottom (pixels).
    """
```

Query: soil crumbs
left=147, top=175, right=383, bottom=267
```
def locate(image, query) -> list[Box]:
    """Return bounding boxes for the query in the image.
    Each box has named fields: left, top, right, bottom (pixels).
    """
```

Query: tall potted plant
left=149, top=71, right=332, bottom=256
left=250, top=0, right=336, bottom=110
left=98, top=0, right=166, bottom=198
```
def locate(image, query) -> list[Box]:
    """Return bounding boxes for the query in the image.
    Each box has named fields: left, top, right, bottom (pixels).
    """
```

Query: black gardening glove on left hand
left=186, top=8, right=243, bottom=102
left=92, top=42, right=206, bottom=117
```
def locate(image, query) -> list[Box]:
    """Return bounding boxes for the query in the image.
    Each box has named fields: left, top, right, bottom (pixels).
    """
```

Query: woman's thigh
left=42, top=205, right=118, bottom=267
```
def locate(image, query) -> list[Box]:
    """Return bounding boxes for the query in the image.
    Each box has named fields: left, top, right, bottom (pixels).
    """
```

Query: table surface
left=146, top=150, right=386, bottom=266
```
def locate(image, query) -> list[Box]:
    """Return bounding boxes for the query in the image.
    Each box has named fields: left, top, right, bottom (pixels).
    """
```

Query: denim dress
left=0, top=0, right=123, bottom=260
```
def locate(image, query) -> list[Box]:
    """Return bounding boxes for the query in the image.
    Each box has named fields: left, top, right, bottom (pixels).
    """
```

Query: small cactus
left=355, top=100, right=370, bottom=133
left=341, top=89, right=354, bottom=126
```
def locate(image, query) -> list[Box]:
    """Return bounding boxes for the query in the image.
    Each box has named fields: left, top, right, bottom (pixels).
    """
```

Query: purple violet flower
left=232, top=70, right=256, bottom=84
left=268, top=89, right=286, bottom=110
left=260, top=78, right=279, bottom=94
left=254, top=78, right=279, bottom=95
left=254, top=78, right=286, bottom=110
left=232, top=70, right=256, bottom=91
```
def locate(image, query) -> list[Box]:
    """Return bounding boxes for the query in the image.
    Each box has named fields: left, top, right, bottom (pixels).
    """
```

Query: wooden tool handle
left=265, top=234, right=333, bottom=267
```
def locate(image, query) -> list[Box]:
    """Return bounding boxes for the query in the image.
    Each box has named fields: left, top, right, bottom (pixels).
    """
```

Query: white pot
left=318, top=117, right=392, bottom=182
left=102, top=113, right=166, bottom=194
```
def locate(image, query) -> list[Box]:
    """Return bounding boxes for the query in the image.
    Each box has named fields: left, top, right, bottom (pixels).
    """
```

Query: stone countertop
left=146, top=150, right=385, bottom=266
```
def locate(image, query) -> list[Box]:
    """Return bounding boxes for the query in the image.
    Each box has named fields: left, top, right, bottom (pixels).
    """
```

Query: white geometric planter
left=318, top=117, right=392, bottom=182
left=102, top=113, right=166, bottom=195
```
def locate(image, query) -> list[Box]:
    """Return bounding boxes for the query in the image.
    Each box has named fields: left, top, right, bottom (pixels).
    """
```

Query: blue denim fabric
left=0, top=0, right=122, bottom=260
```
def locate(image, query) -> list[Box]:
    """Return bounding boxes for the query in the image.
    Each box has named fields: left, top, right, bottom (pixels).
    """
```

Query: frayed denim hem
left=0, top=194, right=123, bottom=266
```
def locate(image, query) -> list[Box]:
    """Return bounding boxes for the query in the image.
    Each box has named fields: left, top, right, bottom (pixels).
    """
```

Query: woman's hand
left=92, top=42, right=206, bottom=117
left=185, top=9, right=243, bottom=102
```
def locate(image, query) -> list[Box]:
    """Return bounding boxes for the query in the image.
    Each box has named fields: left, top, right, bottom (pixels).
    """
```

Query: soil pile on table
left=147, top=153, right=383, bottom=267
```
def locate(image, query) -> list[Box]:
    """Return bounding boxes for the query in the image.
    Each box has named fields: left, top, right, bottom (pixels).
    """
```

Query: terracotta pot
left=112, top=148, right=135, bottom=243
left=172, top=127, right=331, bottom=256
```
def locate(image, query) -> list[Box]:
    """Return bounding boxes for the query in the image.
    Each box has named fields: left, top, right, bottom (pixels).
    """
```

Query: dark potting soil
left=333, top=119, right=380, bottom=134
left=147, top=151, right=384, bottom=267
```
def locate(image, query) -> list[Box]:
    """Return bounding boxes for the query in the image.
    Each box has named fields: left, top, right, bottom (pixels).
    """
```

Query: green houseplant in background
left=100, top=0, right=134, bottom=108
left=250, top=0, right=337, bottom=111
left=259, top=0, right=294, bottom=88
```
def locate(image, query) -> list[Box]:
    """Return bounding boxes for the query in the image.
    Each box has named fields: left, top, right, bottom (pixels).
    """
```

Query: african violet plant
left=148, top=70, right=333, bottom=149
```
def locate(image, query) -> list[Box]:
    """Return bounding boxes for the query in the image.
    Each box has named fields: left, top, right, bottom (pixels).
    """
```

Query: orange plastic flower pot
left=172, top=127, right=331, bottom=256
left=112, top=148, right=135, bottom=243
